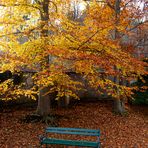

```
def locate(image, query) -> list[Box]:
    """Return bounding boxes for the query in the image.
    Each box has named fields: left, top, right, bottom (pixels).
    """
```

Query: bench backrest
left=46, top=127, right=100, bottom=137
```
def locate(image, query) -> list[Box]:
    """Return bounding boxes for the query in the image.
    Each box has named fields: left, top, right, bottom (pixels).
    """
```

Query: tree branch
left=49, top=1, right=58, bottom=13
left=121, top=0, right=132, bottom=11
left=76, top=30, right=99, bottom=50
left=106, top=0, right=115, bottom=10
left=0, top=3, right=41, bottom=12
left=0, top=26, right=41, bottom=38
left=84, top=0, right=115, bottom=9
left=128, top=20, right=148, bottom=32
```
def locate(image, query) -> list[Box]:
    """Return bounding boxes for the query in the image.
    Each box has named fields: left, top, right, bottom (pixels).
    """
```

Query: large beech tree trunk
left=36, top=87, right=51, bottom=116
left=36, top=0, right=52, bottom=116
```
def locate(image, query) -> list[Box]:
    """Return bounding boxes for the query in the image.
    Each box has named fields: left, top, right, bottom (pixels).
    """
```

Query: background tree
left=82, top=0, right=147, bottom=114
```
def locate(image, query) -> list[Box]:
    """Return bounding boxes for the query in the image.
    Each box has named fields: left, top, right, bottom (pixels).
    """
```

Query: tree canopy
left=0, top=0, right=147, bottom=114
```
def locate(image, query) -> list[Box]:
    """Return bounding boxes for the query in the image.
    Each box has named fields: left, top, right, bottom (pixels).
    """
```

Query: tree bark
left=113, top=98, right=126, bottom=114
left=111, top=0, right=126, bottom=114
left=36, top=87, right=51, bottom=116
left=57, top=95, right=70, bottom=108
left=113, top=68, right=126, bottom=114
left=36, top=0, right=52, bottom=116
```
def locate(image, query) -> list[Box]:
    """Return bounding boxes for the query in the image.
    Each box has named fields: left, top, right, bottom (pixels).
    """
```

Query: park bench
left=39, top=127, right=100, bottom=147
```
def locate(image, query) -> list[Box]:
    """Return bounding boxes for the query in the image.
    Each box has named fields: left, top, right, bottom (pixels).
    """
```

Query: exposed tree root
left=20, top=113, right=61, bottom=126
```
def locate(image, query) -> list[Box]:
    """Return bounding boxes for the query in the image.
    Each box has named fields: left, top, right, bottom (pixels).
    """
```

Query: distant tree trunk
left=58, top=95, right=70, bottom=108
left=36, top=0, right=52, bottom=116
left=113, top=98, right=125, bottom=114
left=113, top=69, right=126, bottom=114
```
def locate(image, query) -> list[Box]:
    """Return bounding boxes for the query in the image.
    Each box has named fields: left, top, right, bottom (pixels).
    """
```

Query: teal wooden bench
left=39, top=127, right=100, bottom=147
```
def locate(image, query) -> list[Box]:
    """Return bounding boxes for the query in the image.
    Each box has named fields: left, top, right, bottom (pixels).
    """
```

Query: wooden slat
left=45, top=130, right=100, bottom=136
left=46, top=127, right=100, bottom=136
left=41, top=138, right=99, bottom=147
left=46, top=127, right=99, bottom=132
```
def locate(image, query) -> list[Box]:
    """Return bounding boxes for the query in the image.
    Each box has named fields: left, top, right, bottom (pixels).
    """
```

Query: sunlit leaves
left=0, top=0, right=147, bottom=101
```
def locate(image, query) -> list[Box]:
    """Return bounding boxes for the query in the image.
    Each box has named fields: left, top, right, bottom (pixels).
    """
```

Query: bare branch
left=121, top=0, right=132, bottom=11
left=128, top=20, right=148, bottom=32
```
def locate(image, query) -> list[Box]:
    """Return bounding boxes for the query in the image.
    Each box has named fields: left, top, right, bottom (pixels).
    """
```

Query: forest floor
left=0, top=100, right=148, bottom=148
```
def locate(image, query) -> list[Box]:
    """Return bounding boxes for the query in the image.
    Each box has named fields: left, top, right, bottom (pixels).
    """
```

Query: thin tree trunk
left=113, top=98, right=126, bottom=114
left=111, top=0, right=126, bottom=114
left=113, top=69, right=126, bottom=114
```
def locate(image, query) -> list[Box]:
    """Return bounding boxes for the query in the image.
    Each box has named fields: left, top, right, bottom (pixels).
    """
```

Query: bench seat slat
left=41, top=138, right=99, bottom=147
left=46, top=127, right=99, bottom=133
left=45, top=130, right=99, bottom=136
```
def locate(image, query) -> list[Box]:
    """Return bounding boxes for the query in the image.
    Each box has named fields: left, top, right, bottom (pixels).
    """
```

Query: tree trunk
left=110, top=0, right=126, bottom=114
left=36, top=87, right=51, bottom=116
left=113, top=99, right=126, bottom=114
left=58, top=95, right=70, bottom=108
left=113, top=72, right=126, bottom=114
left=36, top=0, right=52, bottom=116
